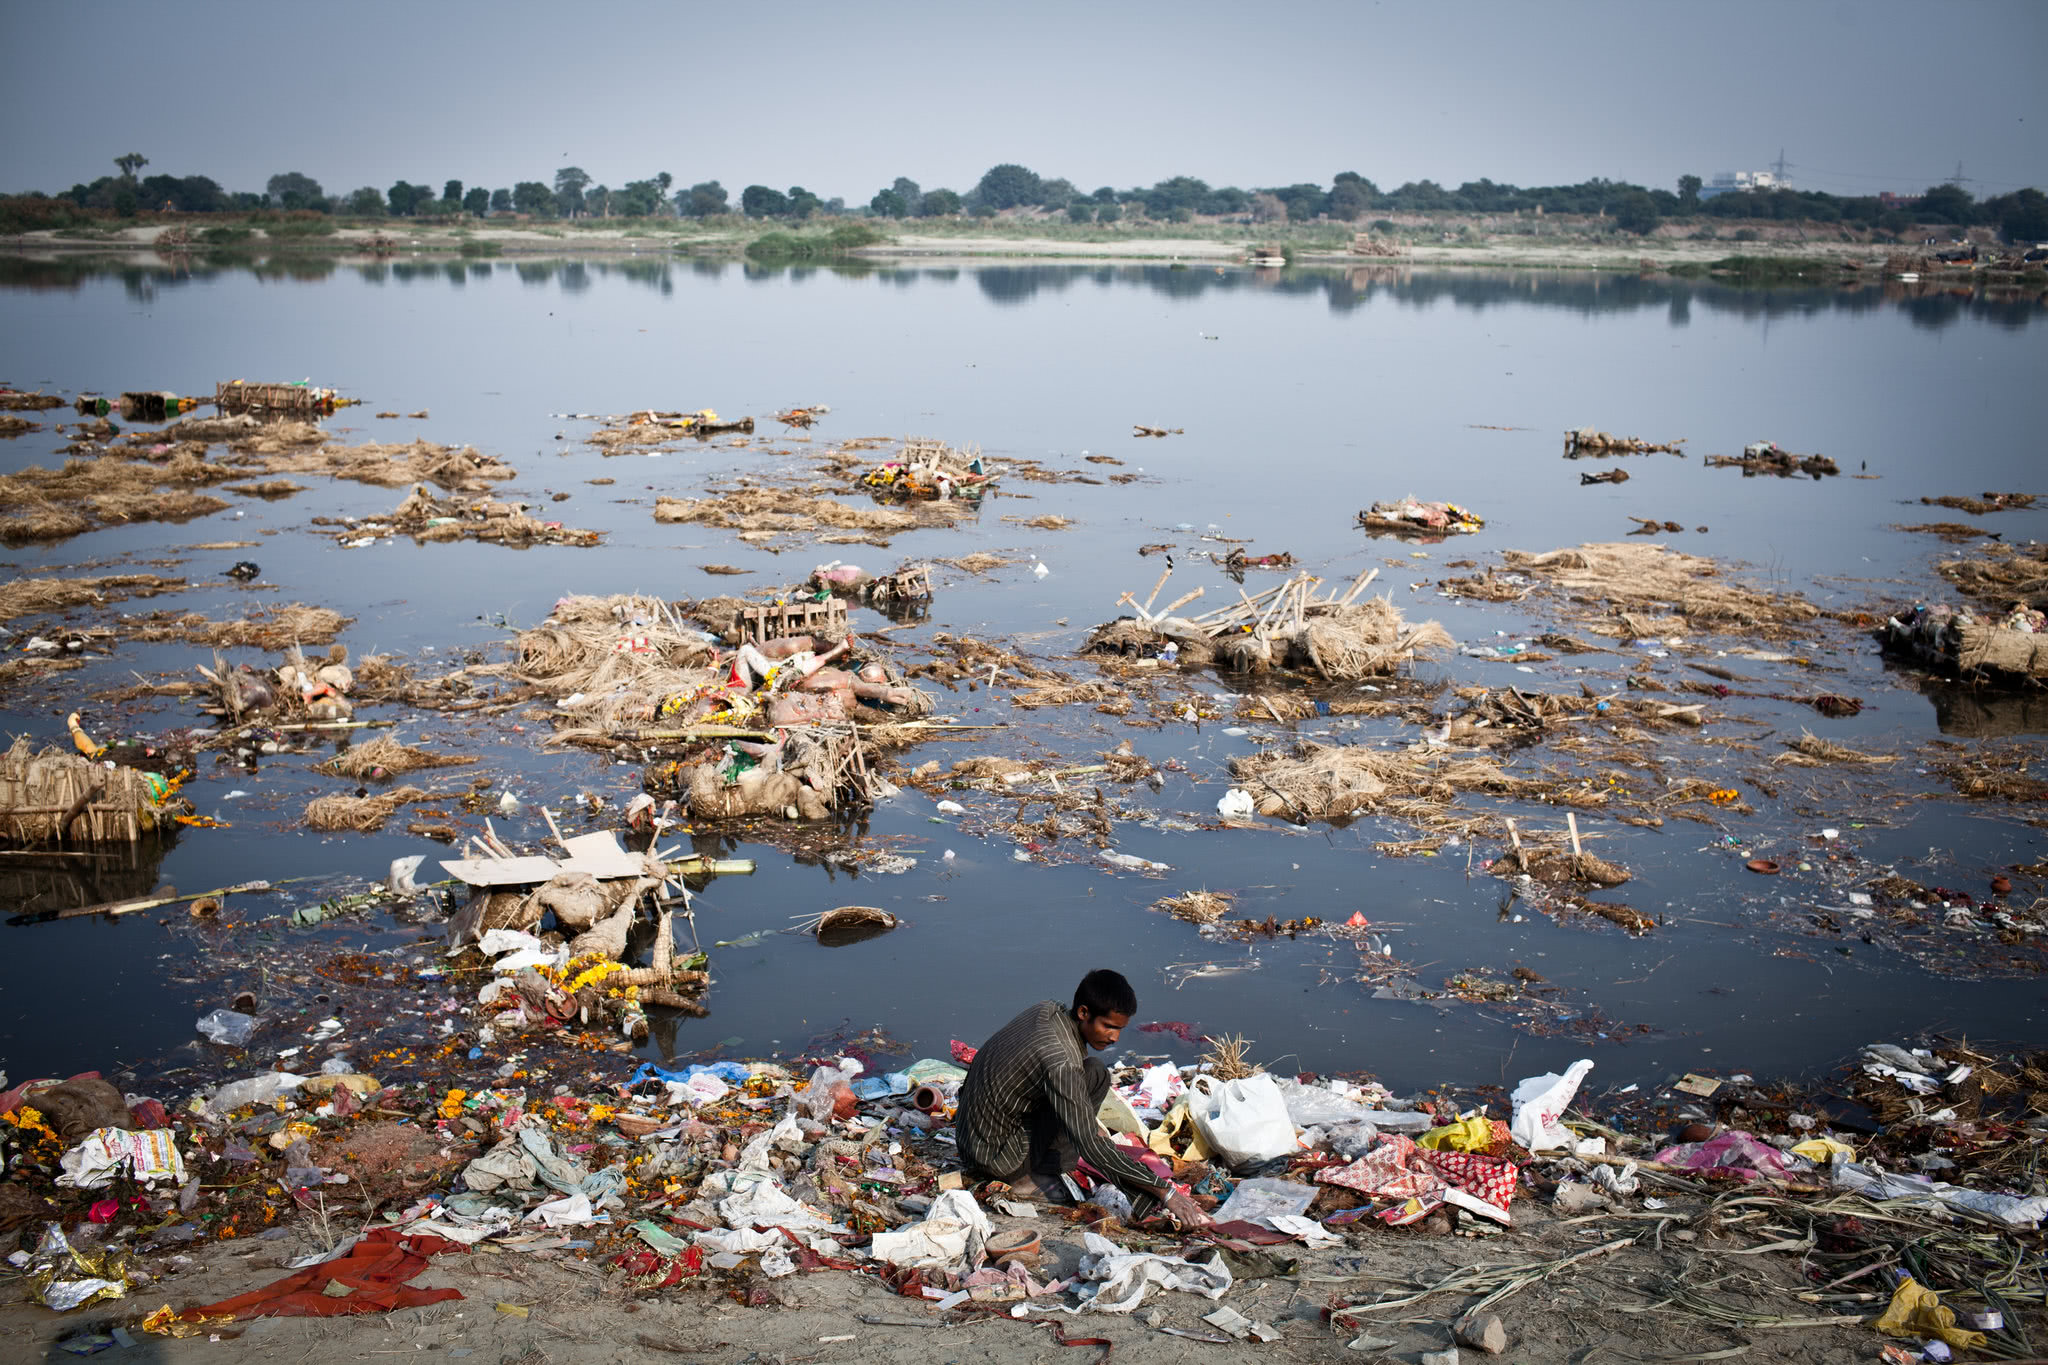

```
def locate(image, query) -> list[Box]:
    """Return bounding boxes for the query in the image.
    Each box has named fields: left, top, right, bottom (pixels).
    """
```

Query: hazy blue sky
left=5, top=0, right=2042, bottom=202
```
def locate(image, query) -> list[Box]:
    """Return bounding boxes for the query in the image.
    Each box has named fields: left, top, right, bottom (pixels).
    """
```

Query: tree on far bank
left=387, top=180, right=430, bottom=216
left=114, top=153, right=148, bottom=181
left=462, top=186, right=489, bottom=217
left=347, top=186, right=386, bottom=216
left=741, top=184, right=790, bottom=218
left=1992, top=187, right=2048, bottom=242
left=1677, top=174, right=1702, bottom=210
left=1251, top=192, right=1287, bottom=224
left=267, top=172, right=325, bottom=209
left=490, top=188, right=511, bottom=213
left=554, top=166, right=590, bottom=217
left=1611, top=189, right=1659, bottom=234
left=976, top=163, right=1043, bottom=210
left=870, top=188, right=908, bottom=218
left=891, top=176, right=920, bottom=206
left=919, top=187, right=961, bottom=217
left=681, top=181, right=728, bottom=216
left=786, top=186, right=822, bottom=218
left=512, top=182, right=554, bottom=217
left=1916, top=183, right=1975, bottom=225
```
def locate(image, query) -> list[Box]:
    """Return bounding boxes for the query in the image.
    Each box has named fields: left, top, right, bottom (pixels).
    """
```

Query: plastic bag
left=1187, top=1074, right=1298, bottom=1168
left=1212, top=1176, right=1317, bottom=1228
left=195, top=1009, right=257, bottom=1047
left=803, top=1063, right=860, bottom=1121
left=1303, top=1120, right=1379, bottom=1159
left=206, top=1072, right=304, bottom=1114
left=1508, top=1058, right=1592, bottom=1152
left=1271, top=1076, right=1377, bottom=1128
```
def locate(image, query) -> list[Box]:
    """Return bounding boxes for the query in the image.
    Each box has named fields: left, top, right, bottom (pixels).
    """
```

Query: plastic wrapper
left=1212, top=1176, right=1318, bottom=1229
left=26, top=1224, right=128, bottom=1312
left=195, top=1009, right=257, bottom=1047
left=206, top=1072, right=305, bottom=1114
left=1074, top=1230, right=1232, bottom=1312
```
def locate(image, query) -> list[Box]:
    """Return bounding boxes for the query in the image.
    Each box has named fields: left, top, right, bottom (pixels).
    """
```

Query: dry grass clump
left=0, top=452, right=245, bottom=542
left=1501, top=542, right=1821, bottom=639
left=1297, top=601, right=1455, bottom=680
left=1773, top=731, right=1899, bottom=767
left=513, top=593, right=723, bottom=738
left=938, top=552, right=1013, bottom=574
left=0, top=504, right=93, bottom=543
left=1922, top=492, right=2035, bottom=515
left=1894, top=521, right=1995, bottom=542
left=0, top=573, right=186, bottom=623
left=1930, top=746, right=2048, bottom=802
left=1153, top=890, right=1232, bottom=924
left=304, top=786, right=437, bottom=832
left=1201, top=1034, right=1261, bottom=1081
left=313, top=735, right=476, bottom=779
left=247, top=439, right=514, bottom=493
left=1230, top=741, right=1532, bottom=821
left=1937, top=543, right=2048, bottom=606
left=127, top=604, right=349, bottom=649
left=0, top=415, right=39, bottom=438
left=225, top=480, right=304, bottom=498
left=654, top=489, right=948, bottom=536
left=334, top=486, right=601, bottom=547
left=0, top=391, right=66, bottom=411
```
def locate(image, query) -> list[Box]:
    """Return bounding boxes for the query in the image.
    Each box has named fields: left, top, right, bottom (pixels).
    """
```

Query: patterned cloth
left=1316, top=1133, right=1520, bottom=1210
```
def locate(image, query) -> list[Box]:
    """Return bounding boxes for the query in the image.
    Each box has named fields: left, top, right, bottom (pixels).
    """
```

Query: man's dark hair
left=1074, top=969, right=1137, bottom=1019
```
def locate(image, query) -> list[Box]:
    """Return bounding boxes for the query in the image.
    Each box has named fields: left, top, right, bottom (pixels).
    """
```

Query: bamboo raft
left=214, top=380, right=350, bottom=416
left=0, top=740, right=176, bottom=844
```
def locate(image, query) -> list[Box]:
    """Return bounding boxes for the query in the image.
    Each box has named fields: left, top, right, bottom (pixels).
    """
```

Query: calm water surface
left=1, top=255, right=2042, bottom=1094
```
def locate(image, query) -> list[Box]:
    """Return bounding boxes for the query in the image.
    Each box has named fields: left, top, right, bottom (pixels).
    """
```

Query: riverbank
left=6, top=216, right=2039, bottom=284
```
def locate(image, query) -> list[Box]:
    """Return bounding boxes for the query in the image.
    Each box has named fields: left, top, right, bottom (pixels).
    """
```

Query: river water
left=1, top=254, right=2043, bottom=1096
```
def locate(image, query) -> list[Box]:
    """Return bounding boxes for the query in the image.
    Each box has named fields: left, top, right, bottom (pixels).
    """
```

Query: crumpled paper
left=1074, top=1229, right=1232, bottom=1312
left=868, top=1189, right=990, bottom=1271
left=56, top=1127, right=184, bottom=1190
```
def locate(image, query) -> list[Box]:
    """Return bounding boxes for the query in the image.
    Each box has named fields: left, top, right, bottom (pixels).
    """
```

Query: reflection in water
left=0, top=254, right=2037, bottom=330
left=1919, top=681, right=2048, bottom=737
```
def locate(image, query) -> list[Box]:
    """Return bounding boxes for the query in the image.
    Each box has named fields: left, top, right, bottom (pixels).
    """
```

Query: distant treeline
left=9, top=156, right=2047, bottom=242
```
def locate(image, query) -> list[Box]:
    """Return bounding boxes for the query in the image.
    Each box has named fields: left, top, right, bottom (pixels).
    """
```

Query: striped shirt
left=955, top=1000, right=1160, bottom=1199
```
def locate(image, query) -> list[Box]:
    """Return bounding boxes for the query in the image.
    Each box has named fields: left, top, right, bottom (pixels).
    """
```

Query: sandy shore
left=0, top=221, right=1929, bottom=274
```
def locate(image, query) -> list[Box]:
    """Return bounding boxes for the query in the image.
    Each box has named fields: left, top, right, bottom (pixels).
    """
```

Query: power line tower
left=1945, top=160, right=1968, bottom=187
left=1771, top=148, right=1791, bottom=184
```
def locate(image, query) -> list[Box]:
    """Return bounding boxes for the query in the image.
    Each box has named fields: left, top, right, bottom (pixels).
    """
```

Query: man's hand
left=1161, top=1185, right=1211, bottom=1230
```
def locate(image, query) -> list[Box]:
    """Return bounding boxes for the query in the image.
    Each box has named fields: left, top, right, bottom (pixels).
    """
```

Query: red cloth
left=184, top=1228, right=464, bottom=1320
left=950, top=1039, right=978, bottom=1065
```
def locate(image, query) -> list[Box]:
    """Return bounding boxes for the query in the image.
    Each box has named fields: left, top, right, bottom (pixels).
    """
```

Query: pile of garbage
left=1355, top=497, right=1485, bottom=536
left=510, top=592, right=933, bottom=820
left=1498, top=542, right=1822, bottom=641
left=1881, top=600, right=2048, bottom=684
left=1085, top=567, right=1454, bottom=681
left=7, top=1032, right=2042, bottom=1359
left=1705, top=442, right=1840, bottom=478
left=586, top=409, right=755, bottom=453
left=861, top=438, right=993, bottom=501
left=321, top=485, right=603, bottom=549
left=1563, top=428, right=1685, bottom=457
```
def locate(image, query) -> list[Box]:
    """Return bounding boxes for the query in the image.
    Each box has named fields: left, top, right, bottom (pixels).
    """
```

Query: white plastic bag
left=1187, top=1073, right=1297, bottom=1168
left=1509, top=1058, right=1593, bottom=1152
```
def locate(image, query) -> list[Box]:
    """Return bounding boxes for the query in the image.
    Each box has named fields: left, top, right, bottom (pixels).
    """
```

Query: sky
left=4, top=0, right=2043, bottom=203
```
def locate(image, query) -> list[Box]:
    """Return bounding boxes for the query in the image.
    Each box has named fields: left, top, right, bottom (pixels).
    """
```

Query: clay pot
left=1745, top=859, right=1780, bottom=875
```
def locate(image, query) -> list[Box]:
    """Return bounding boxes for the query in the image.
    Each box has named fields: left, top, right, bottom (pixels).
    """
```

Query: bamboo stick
left=1567, top=813, right=1582, bottom=856
left=1140, top=566, right=1173, bottom=614
left=1156, top=586, right=1205, bottom=616
left=1339, top=567, right=1381, bottom=607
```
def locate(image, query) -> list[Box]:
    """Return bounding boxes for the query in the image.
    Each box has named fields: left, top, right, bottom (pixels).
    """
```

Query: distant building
left=1699, top=170, right=1783, bottom=200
